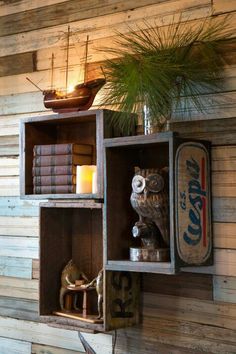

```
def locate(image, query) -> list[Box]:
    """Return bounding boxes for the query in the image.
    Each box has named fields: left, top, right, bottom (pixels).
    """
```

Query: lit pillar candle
left=92, top=168, right=97, bottom=194
left=76, top=165, right=94, bottom=194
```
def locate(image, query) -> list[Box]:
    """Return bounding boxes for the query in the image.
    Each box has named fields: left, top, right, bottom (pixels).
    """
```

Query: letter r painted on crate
left=175, top=142, right=212, bottom=266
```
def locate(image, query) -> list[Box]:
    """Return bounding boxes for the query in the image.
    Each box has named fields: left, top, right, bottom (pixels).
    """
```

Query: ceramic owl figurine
left=130, top=167, right=169, bottom=247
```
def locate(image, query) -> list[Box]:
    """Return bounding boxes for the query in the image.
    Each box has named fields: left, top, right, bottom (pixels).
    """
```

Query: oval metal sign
left=175, top=142, right=212, bottom=265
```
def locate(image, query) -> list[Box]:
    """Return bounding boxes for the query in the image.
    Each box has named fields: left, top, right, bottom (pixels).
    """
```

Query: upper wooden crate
left=20, top=109, right=135, bottom=200
left=104, top=132, right=212, bottom=274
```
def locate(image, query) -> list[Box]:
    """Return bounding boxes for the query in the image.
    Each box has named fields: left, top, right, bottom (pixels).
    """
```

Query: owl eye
left=132, top=175, right=145, bottom=193
left=146, top=174, right=164, bottom=193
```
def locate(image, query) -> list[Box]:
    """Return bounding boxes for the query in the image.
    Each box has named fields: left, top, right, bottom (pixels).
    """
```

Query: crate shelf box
left=39, top=201, right=139, bottom=332
left=104, top=132, right=212, bottom=274
left=20, top=109, right=135, bottom=200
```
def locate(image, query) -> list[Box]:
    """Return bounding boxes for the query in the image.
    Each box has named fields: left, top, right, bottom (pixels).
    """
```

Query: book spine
left=33, top=185, right=76, bottom=194
left=32, top=165, right=77, bottom=176
left=33, top=143, right=92, bottom=156
left=33, top=175, right=76, bottom=186
left=33, top=154, right=91, bottom=167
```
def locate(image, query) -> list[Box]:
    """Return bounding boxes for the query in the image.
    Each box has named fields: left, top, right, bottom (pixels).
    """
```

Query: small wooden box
left=20, top=109, right=135, bottom=199
left=39, top=201, right=140, bottom=332
left=104, top=132, right=212, bottom=274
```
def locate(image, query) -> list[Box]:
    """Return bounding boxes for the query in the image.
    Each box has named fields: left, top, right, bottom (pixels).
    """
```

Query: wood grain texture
left=0, top=135, right=19, bottom=156
left=213, top=275, right=236, bottom=304
left=0, top=216, right=39, bottom=236
left=0, top=0, right=209, bottom=37
left=0, top=236, right=38, bottom=259
left=0, top=197, right=40, bottom=217
left=0, top=316, right=112, bottom=353
left=0, top=297, right=38, bottom=321
left=0, top=51, right=36, bottom=77
left=0, top=276, right=38, bottom=300
left=0, top=158, right=19, bottom=176
left=32, top=344, right=82, bottom=354
left=0, top=337, right=31, bottom=354
left=0, top=256, right=32, bottom=279
left=213, top=0, right=236, bottom=14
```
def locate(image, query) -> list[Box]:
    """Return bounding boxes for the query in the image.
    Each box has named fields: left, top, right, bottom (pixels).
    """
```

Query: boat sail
left=27, top=26, right=105, bottom=113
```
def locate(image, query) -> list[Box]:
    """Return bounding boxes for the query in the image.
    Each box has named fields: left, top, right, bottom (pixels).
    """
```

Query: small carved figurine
left=60, top=259, right=89, bottom=311
left=84, top=269, right=103, bottom=319
left=130, top=167, right=169, bottom=246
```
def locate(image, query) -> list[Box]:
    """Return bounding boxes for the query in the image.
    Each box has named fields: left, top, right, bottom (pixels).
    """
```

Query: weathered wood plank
left=0, top=236, right=38, bottom=259
left=0, top=296, right=38, bottom=321
left=0, top=1, right=214, bottom=57
left=32, top=344, right=82, bottom=354
left=212, top=145, right=236, bottom=171
left=212, top=197, right=236, bottom=223
left=0, top=216, right=39, bottom=236
left=142, top=273, right=213, bottom=300
left=0, top=135, right=19, bottom=156
left=182, top=249, right=236, bottom=276
left=0, top=197, right=40, bottom=217
left=0, top=276, right=38, bottom=300
left=0, top=0, right=71, bottom=16
left=0, top=256, right=32, bottom=279
left=0, top=176, right=19, bottom=196
left=0, top=51, right=36, bottom=77
left=213, top=275, right=236, bottom=304
left=213, top=223, right=236, bottom=249
left=0, top=316, right=112, bottom=353
left=0, top=337, right=31, bottom=354
left=212, top=171, right=236, bottom=197
left=213, top=0, right=236, bottom=14
left=0, top=157, right=18, bottom=176
left=116, top=316, right=236, bottom=354
left=0, top=0, right=210, bottom=37
left=32, top=259, right=39, bottom=280
left=143, top=292, right=236, bottom=330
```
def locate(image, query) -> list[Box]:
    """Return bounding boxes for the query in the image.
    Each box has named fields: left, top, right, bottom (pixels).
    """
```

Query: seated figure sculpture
left=59, top=259, right=89, bottom=311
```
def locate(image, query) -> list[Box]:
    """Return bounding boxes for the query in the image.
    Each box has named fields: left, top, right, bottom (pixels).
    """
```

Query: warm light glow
left=76, top=165, right=97, bottom=194
left=67, top=84, right=75, bottom=94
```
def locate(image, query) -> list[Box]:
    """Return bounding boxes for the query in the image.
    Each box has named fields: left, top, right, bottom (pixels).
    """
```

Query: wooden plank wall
left=0, top=0, right=236, bottom=353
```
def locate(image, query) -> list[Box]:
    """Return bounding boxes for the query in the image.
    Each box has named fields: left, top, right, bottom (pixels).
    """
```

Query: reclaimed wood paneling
left=0, top=236, right=38, bottom=259
left=0, top=135, right=19, bottom=156
left=143, top=292, right=236, bottom=330
left=0, top=1, right=215, bottom=57
left=212, top=198, right=236, bottom=223
left=183, top=249, right=236, bottom=276
left=0, top=216, right=39, bottom=236
left=0, top=0, right=72, bottom=16
left=213, top=0, right=236, bottom=14
left=0, top=256, right=32, bottom=279
left=213, top=275, right=236, bottom=304
left=32, top=259, right=39, bottom=280
left=213, top=223, right=236, bottom=249
left=0, top=337, right=31, bottom=354
left=0, top=176, right=19, bottom=196
left=0, top=276, right=38, bottom=300
left=0, top=0, right=210, bottom=37
left=0, top=197, right=40, bottom=217
left=116, top=316, right=236, bottom=354
left=0, top=316, right=112, bottom=353
left=0, top=158, right=18, bottom=176
left=0, top=52, right=36, bottom=77
left=32, top=344, right=82, bottom=354
left=0, top=297, right=38, bottom=321
left=142, top=273, right=213, bottom=300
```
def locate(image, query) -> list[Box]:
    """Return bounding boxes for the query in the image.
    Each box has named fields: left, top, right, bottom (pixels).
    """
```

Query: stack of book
left=32, top=143, right=93, bottom=194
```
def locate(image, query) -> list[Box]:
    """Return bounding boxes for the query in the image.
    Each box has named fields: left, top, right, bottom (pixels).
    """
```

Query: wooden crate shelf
left=39, top=201, right=140, bottom=332
left=104, top=132, right=213, bottom=274
left=20, top=109, right=135, bottom=200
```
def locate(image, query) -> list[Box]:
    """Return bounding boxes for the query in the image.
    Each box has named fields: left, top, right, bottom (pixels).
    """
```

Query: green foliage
left=101, top=15, right=233, bottom=133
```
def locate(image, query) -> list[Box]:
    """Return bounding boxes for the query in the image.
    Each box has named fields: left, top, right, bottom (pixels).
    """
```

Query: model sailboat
left=27, top=26, right=105, bottom=113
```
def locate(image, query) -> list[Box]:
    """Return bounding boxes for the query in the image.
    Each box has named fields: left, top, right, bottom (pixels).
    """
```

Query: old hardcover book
left=33, top=154, right=91, bottom=167
left=33, top=143, right=93, bottom=156
left=33, top=184, right=76, bottom=194
left=33, top=175, right=76, bottom=186
left=32, top=165, right=77, bottom=176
